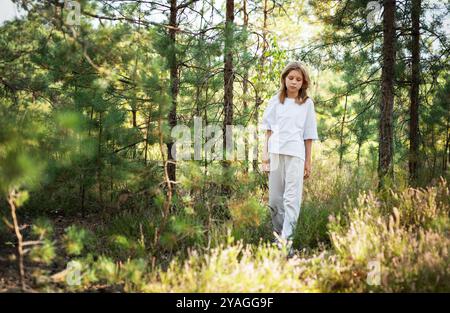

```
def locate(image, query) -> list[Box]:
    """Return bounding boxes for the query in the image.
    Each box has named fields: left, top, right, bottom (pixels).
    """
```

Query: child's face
left=285, top=70, right=303, bottom=94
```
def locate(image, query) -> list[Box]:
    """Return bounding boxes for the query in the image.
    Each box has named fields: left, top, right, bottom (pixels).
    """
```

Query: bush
left=144, top=237, right=309, bottom=292
left=324, top=178, right=450, bottom=292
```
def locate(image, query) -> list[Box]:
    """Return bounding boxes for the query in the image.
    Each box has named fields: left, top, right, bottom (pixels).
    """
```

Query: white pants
left=268, top=153, right=305, bottom=241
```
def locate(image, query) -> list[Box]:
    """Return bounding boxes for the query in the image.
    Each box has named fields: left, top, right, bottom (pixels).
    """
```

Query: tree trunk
left=243, top=0, right=249, bottom=174
left=222, top=0, right=234, bottom=196
left=167, top=0, right=179, bottom=192
left=253, top=0, right=269, bottom=172
left=409, top=0, right=421, bottom=185
left=378, top=0, right=396, bottom=190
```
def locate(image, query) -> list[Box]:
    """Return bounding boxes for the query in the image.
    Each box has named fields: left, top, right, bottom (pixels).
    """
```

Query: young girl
left=260, top=61, right=319, bottom=256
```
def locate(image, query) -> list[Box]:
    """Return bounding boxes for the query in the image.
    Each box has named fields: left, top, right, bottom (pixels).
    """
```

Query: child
left=260, top=61, right=320, bottom=257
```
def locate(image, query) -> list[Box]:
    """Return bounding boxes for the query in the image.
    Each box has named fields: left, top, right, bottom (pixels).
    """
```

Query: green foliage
left=31, top=217, right=54, bottom=238
left=28, top=239, right=56, bottom=265
left=28, top=218, right=56, bottom=266
left=0, top=109, right=46, bottom=194
left=63, top=225, right=94, bottom=256
left=96, top=212, right=151, bottom=260
left=229, top=196, right=272, bottom=243
left=160, top=215, right=205, bottom=250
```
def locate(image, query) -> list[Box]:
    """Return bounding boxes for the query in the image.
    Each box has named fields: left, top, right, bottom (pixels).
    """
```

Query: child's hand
left=261, top=160, right=270, bottom=173
left=304, top=160, right=311, bottom=179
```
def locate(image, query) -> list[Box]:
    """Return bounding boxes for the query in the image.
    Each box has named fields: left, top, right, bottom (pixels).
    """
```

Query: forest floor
left=0, top=212, right=102, bottom=292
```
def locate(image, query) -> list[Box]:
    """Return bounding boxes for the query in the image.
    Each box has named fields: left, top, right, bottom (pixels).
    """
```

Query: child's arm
left=304, top=139, right=312, bottom=164
left=304, top=139, right=313, bottom=179
left=262, top=130, right=272, bottom=170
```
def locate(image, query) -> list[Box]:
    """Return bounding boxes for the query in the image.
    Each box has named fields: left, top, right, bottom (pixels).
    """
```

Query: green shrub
left=63, top=225, right=95, bottom=256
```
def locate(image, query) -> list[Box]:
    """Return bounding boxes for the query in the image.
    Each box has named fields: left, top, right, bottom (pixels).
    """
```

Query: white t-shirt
left=260, top=93, right=320, bottom=161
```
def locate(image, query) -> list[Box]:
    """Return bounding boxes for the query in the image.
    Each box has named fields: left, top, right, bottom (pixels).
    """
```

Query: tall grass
left=14, top=155, right=450, bottom=292
left=140, top=177, right=449, bottom=292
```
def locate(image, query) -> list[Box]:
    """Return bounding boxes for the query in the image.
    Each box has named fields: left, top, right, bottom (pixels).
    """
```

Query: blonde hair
left=278, top=61, right=311, bottom=105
